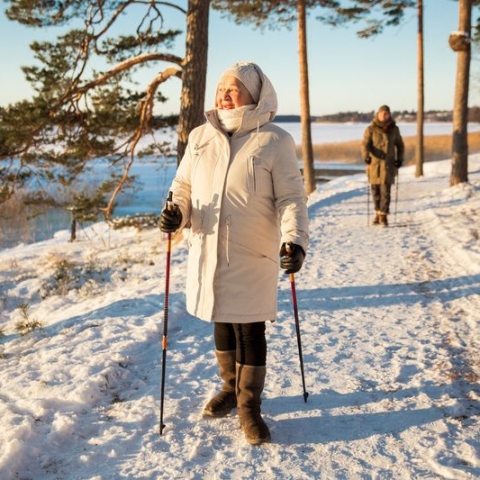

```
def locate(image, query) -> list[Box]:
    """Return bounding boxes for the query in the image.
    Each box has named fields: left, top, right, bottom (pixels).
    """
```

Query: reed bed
left=303, top=130, right=480, bottom=165
left=0, top=194, right=32, bottom=247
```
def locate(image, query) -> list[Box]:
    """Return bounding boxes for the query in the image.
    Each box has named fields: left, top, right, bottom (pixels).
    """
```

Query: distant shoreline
left=274, top=110, right=480, bottom=124
left=275, top=116, right=456, bottom=123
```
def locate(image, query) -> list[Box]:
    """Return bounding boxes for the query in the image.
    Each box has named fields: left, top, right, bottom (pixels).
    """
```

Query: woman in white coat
left=160, top=61, right=309, bottom=445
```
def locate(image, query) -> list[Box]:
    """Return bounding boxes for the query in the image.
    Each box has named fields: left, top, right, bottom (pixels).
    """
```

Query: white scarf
left=216, top=105, right=256, bottom=133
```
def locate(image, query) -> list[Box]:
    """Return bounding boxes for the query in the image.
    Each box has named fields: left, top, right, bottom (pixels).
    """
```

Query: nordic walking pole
left=366, top=164, right=370, bottom=227
left=286, top=245, right=309, bottom=403
left=159, top=191, right=173, bottom=435
left=367, top=180, right=370, bottom=227
left=394, top=169, right=399, bottom=223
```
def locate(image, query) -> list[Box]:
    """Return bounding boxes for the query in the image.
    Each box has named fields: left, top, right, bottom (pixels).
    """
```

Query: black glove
left=394, top=159, right=402, bottom=168
left=280, top=242, right=305, bottom=274
left=364, top=156, right=371, bottom=165
left=159, top=204, right=182, bottom=233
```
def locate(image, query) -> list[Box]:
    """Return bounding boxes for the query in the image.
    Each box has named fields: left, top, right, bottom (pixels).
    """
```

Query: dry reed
left=302, top=130, right=480, bottom=165
left=0, top=194, right=33, bottom=247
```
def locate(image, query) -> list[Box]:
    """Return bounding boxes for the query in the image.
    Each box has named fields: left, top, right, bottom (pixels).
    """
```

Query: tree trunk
left=177, top=0, right=210, bottom=165
left=415, top=0, right=424, bottom=178
left=297, top=0, right=316, bottom=195
left=450, top=0, right=471, bottom=186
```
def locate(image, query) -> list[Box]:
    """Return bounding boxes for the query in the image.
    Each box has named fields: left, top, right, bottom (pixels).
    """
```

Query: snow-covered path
left=1, top=158, right=479, bottom=479
left=292, top=165, right=480, bottom=478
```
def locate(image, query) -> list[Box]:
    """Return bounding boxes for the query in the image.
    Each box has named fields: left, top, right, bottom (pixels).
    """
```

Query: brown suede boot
left=236, top=364, right=271, bottom=445
left=379, top=213, right=388, bottom=227
left=372, top=211, right=381, bottom=226
left=203, top=350, right=237, bottom=417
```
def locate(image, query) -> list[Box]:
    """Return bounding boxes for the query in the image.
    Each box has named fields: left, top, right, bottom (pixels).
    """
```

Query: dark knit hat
left=377, top=105, right=391, bottom=114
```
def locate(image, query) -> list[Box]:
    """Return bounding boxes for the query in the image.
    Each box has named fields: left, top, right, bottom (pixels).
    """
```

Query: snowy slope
left=0, top=157, right=479, bottom=479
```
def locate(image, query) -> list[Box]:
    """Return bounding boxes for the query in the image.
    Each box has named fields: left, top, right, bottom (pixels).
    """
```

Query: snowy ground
left=0, top=156, right=479, bottom=479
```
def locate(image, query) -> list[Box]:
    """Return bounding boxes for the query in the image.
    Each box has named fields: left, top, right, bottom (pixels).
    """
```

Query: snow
left=1, top=153, right=480, bottom=479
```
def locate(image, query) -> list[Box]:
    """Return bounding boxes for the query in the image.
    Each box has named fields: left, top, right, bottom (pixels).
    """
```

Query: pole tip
left=303, top=391, right=309, bottom=403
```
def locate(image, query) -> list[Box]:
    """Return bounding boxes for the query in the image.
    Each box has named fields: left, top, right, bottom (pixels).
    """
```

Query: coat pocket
left=246, top=155, right=273, bottom=199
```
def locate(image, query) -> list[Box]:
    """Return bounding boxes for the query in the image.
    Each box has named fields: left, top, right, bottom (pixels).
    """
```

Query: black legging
left=214, top=322, right=267, bottom=366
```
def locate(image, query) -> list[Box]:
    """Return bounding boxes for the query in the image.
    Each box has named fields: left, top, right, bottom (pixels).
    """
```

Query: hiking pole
left=366, top=161, right=371, bottom=226
left=286, top=245, right=309, bottom=403
left=367, top=180, right=370, bottom=227
left=159, top=191, right=173, bottom=435
left=394, top=169, right=399, bottom=223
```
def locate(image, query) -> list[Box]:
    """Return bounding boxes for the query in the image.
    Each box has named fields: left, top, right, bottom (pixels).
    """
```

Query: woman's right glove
left=280, top=242, right=305, bottom=274
left=159, top=204, right=182, bottom=233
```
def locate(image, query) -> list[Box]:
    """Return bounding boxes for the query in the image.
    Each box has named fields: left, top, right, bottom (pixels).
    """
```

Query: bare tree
left=415, top=0, right=424, bottom=178
left=449, top=0, right=472, bottom=185
left=298, top=0, right=316, bottom=194
left=178, top=0, right=210, bottom=163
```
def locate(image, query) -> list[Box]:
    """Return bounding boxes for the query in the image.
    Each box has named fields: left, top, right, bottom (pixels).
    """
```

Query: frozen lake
left=282, top=121, right=480, bottom=144
left=3, top=122, right=479, bottom=248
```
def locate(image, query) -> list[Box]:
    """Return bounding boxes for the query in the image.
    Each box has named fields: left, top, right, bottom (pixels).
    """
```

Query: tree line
left=277, top=107, right=480, bottom=123
left=0, top=0, right=479, bottom=226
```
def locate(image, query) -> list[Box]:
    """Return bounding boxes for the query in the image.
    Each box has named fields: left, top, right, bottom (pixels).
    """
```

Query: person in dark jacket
left=159, top=61, right=309, bottom=445
left=361, top=105, right=404, bottom=227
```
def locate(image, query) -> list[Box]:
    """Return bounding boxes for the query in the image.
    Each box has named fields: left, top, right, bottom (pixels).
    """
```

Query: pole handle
left=166, top=190, right=173, bottom=211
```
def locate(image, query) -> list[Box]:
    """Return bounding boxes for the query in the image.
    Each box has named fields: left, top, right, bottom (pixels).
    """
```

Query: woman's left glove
left=159, top=204, right=182, bottom=233
left=394, top=159, right=402, bottom=168
left=280, top=242, right=305, bottom=274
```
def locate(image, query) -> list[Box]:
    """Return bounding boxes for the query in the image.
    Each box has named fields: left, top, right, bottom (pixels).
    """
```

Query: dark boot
left=379, top=213, right=388, bottom=228
left=372, top=211, right=380, bottom=226
left=203, top=350, right=237, bottom=417
left=236, top=364, right=271, bottom=445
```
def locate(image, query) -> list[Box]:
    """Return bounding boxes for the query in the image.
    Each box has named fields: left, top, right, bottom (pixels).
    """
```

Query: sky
left=0, top=0, right=479, bottom=117
left=1, top=135, right=480, bottom=478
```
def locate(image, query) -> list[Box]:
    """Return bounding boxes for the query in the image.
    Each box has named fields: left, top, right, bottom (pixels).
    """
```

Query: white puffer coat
left=169, top=70, right=309, bottom=323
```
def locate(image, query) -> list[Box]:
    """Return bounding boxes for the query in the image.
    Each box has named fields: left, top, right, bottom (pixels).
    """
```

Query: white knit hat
left=220, top=61, right=262, bottom=103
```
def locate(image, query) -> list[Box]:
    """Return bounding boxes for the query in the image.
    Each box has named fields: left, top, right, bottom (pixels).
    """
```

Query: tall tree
left=298, top=0, right=316, bottom=194
left=449, top=0, right=472, bottom=185
left=0, top=1, right=209, bottom=221
left=178, top=0, right=210, bottom=163
left=416, top=0, right=424, bottom=178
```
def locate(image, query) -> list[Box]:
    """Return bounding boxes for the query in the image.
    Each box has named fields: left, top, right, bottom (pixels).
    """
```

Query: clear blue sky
left=1, top=0, right=478, bottom=116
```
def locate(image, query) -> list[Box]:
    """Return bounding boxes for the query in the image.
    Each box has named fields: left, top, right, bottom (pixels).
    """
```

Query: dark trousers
left=371, top=184, right=391, bottom=214
left=214, top=322, right=267, bottom=366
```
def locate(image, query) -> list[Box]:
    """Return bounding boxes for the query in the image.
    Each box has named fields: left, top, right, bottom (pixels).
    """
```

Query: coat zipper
left=226, top=215, right=231, bottom=266
left=251, top=156, right=256, bottom=193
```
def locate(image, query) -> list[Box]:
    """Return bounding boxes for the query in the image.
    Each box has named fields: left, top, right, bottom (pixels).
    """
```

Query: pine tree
left=450, top=0, right=472, bottom=185
left=1, top=1, right=210, bottom=222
